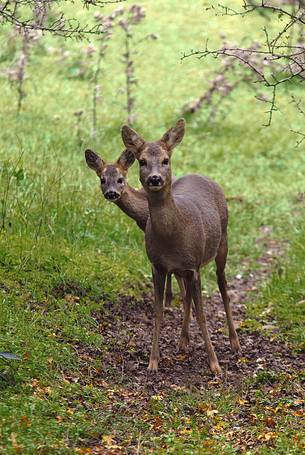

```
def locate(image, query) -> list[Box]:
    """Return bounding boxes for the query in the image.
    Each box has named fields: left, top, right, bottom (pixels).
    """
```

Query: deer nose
left=147, top=174, right=162, bottom=187
left=105, top=190, right=120, bottom=201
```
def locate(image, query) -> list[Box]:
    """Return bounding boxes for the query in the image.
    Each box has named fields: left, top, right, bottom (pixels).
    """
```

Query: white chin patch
left=148, top=185, right=162, bottom=192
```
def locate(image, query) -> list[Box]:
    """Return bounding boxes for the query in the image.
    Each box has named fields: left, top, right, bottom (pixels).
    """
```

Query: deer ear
left=161, top=118, right=185, bottom=151
left=121, top=125, right=145, bottom=158
left=116, top=149, right=136, bottom=171
left=85, top=149, right=105, bottom=174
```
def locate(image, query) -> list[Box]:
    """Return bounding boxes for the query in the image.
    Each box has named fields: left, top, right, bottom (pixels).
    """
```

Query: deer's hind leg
left=215, top=234, right=241, bottom=353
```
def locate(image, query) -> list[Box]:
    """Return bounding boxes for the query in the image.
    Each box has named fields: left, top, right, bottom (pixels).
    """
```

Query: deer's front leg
left=178, top=282, right=191, bottom=352
left=148, top=266, right=166, bottom=372
left=165, top=273, right=173, bottom=307
left=189, top=270, right=221, bottom=375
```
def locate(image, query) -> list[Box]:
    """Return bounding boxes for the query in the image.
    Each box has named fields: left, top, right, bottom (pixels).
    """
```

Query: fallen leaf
left=152, top=416, right=163, bottom=430
left=75, top=449, right=93, bottom=454
left=206, top=409, right=219, bottom=418
left=238, top=399, right=249, bottom=405
left=151, top=394, right=163, bottom=401
left=258, top=431, right=277, bottom=441
left=264, top=416, right=276, bottom=428
left=175, top=353, right=187, bottom=361
left=292, top=410, right=304, bottom=417
left=64, top=294, right=80, bottom=303
left=249, top=413, right=258, bottom=422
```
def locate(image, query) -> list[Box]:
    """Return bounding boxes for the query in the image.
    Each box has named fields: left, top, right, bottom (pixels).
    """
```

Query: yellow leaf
left=206, top=409, right=219, bottom=418
left=151, top=394, right=163, bottom=401
left=258, top=431, right=277, bottom=441
left=176, top=354, right=187, bottom=361
left=178, top=428, right=192, bottom=435
left=102, top=435, right=120, bottom=449
left=237, top=357, right=249, bottom=364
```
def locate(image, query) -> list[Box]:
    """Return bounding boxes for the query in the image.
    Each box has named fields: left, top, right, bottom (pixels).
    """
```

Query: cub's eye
left=100, top=177, right=106, bottom=184
left=117, top=177, right=123, bottom=184
left=139, top=159, right=147, bottom=167
left=162, top=158, right=169, bottom=166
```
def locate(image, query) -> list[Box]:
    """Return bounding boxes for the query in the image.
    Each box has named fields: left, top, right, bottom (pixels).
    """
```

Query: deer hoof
left=210, top=361, right=222, bottom=376
left=147, top=359, right=159, bottom=372
left=178, top=335, right=189, bottom=353
left=230, top=337, right=242, bottom=355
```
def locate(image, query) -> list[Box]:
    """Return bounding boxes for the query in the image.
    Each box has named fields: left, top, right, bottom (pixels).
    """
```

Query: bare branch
left=0, top=0, right=127, bottom=38
left=183, top=1, right=305, bottom=125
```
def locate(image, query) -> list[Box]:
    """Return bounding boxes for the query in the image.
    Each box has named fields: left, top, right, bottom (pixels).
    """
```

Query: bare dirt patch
left=75, top=228, right=304, bottom=394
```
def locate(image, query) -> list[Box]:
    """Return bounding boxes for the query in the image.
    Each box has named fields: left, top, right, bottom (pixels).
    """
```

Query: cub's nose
left=105, top=190, right=120, bottom=201
left=147, top=174, right=162, bottom=187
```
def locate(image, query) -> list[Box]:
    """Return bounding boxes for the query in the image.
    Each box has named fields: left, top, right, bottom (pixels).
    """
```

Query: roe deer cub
left=121, top=119, right=241, bottom=374
left=84, top=148, right=185, bottom=307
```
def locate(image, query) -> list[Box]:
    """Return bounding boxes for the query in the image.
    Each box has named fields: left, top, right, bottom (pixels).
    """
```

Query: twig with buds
left=91, top=7, right=124, bottom=138
left=118, top=5, right=158, bottom=126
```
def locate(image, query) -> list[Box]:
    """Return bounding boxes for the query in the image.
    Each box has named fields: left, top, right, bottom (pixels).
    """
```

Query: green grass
left=0, top=0, right=305, bottom=453
left=248, top=221, right=305, bottom=350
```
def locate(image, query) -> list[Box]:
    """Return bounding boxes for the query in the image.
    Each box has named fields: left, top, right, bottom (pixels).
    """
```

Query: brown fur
left=121, top=119, right=241, bottom=374
left=84, top=148, right=186, bottom=306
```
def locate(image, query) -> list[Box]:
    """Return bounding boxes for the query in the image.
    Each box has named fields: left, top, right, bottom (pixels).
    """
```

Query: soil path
left=78, top=229, right=304, bottom=394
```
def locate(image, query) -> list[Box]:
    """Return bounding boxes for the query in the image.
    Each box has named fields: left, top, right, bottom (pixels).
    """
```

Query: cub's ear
left=121, top=125, right=145, bottom=158
left=116, top=149, right=136, bottom=172
left=85, top=149, right=105, bottom=175
left=160, top=118, right=185, bottom=152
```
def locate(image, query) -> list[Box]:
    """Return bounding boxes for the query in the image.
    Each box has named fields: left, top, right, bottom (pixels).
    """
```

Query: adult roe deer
left=84, top=148, right=185, bottom=307
left=121, top=119, right=241, bottom=374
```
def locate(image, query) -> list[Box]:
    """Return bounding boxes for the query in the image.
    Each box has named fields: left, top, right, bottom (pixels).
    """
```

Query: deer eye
left=117, top=177, right=123, bottom=184
left=162, top=158, right=169, bottom=166
left=139, top=159, right=147, bottom=167
left=100, top=177, right=106, bottom=184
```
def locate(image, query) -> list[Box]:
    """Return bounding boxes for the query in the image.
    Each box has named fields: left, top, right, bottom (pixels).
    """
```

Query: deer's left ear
left=121, top=125, right=145, bottom=158
left=160, top=118, right=185, bottom=152
left=116, top=149, right=136, bottom=172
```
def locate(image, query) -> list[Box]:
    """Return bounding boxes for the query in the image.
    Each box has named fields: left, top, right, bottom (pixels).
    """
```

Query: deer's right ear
left=85, top=149, right=105, bottom=175
left=121, top=125, right=145, bottom=158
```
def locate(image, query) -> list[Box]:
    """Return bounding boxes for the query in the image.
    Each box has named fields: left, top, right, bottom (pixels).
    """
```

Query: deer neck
left=146, top=181, right=179, bottom=236
left=115, top=183, right=147, bottom=230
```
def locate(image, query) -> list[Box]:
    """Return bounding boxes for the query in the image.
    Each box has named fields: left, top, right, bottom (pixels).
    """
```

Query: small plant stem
left=124, top=28, right=133, bottom=126
left=92, top=50, right=103, bottom=139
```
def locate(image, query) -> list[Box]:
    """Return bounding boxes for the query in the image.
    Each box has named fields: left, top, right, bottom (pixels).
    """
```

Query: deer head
left=85, top=149, right=135, bottom=202
left=121, top=119, right=185, bottom=192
